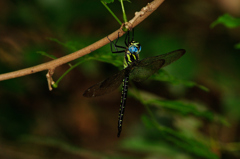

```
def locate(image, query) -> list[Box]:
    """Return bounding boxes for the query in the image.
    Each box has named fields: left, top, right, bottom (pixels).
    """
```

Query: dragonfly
left=83, top=29, right=185, bottom=137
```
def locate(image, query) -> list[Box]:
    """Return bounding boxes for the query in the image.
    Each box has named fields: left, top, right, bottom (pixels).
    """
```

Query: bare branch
left=0, top=0, right=164, bottom=85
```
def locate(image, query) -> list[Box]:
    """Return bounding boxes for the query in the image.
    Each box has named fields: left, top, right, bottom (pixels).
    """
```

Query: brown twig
left=0, top=0, right=164, bottom=90
left=46, top=69, right=55, bottom=91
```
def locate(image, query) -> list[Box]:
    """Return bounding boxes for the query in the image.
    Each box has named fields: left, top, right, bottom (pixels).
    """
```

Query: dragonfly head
left=128, top=41, right=141, bottom=54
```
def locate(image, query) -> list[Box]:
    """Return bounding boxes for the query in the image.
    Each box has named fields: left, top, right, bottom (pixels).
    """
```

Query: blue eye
left=129, top=46, right=138, bottom=53
left=139, top=46, right=141, bottom=52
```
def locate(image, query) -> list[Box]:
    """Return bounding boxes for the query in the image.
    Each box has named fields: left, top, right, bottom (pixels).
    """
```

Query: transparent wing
left=130, top=49, right=185, bottom=82
left=83, top=49, right=185, bottom=97
left=130, top=59, right=165, bottom=82
left=154, top=49, right=185, bottom=68
left=83, top=69, right=126, bottom=97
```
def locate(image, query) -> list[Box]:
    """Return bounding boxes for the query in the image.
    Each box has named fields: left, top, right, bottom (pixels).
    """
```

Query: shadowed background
left=0, top=0, right=240, bottom=159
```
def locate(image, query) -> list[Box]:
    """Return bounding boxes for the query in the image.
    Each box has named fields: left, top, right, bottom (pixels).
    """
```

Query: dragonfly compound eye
left=129, top=44, right=141, bottom=54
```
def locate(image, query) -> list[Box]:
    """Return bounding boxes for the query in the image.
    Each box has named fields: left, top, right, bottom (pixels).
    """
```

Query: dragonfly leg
left=124, top=28, right=134, bottom=46
left=107, top=32, right=126, bottom=53
left=114, top=32, right=127, bottom=49
left=131, top=28, right=134, bottom=42
left=125, top=30, right=130, bottom=46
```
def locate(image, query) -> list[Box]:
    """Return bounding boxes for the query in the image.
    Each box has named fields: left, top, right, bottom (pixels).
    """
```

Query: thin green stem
left=101, top=1, right=122, bottom=25
left=53, top=60, right=85, bottom=88
left=120, top=0, right=128, bottom=23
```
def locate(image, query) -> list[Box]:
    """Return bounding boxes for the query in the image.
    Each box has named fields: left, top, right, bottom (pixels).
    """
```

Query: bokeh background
left=0, top=0, right=240, bottom=158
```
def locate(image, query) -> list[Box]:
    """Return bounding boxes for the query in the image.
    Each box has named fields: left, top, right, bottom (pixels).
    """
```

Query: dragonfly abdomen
left=117, top=74, right=129, bottom=137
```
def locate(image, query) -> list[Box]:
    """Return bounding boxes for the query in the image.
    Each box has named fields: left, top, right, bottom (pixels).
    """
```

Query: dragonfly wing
left=130, top=49, right=185, bottom=82
left=83, top=69, right=126, bottom=97
left=130, top=59, right=165, bottom=82
left=155, top=49, right=185, bottom=68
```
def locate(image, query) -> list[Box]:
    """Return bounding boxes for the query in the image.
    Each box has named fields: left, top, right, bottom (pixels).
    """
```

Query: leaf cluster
left=211, top=14, right=240, bottom=49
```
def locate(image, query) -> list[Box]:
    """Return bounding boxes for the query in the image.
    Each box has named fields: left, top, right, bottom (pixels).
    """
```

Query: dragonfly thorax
left=124, top=41, right=141, bottom=69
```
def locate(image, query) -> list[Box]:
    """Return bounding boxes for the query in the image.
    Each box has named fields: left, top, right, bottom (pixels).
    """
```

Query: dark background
left=0, top=0, right=240, bottom=158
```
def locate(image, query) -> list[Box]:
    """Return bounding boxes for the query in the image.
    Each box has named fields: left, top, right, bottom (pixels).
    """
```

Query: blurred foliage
left=124, top=115, right=219, bottom=159
left=45, top=34, right=218, bottom=158
left=211, top=14, right=240, bottom=28
left=102, top=0, right=132, bottom=4
left=211, top=14, right=240, bottom=50
left=1, top=0, right=240, bottom=159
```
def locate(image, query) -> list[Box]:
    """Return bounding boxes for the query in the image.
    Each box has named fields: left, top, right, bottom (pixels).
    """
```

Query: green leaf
left=234, top=42, right=240, bottom=49
left=121, top=117, right=219, bottom=159
left=141, top=115, right=155, bottom=129
left=151, top=70, right=209, bottom=92
left=211, top=13, right=240, bottom=28
left=101, top=0, right=114, bottom=4
left=128, top=89, right=216, bottom=121
left=36, top=51, right=57, bottom=59
left=37, top=50, right=73, bottom=68
left=83, top=52, right=123, bottom=68
left=148, top=100, right=214, bottom=120
left=53, top=52, right=123, bottom=87
left=48, top=38, right=80, bottom=52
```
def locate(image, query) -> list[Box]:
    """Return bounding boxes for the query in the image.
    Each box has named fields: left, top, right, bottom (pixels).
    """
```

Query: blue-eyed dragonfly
left=83, top=29, right=185, bottom=137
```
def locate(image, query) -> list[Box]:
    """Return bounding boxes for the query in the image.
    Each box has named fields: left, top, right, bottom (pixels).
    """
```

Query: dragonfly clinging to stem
left=83, top=29, right=185, bottom=137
